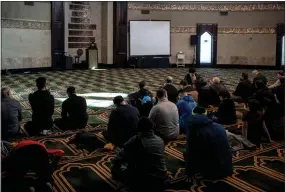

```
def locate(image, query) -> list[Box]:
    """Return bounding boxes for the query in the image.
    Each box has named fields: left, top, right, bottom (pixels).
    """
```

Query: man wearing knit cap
left=163, top=76, right=178, bottom=103
left=112, top=117, right=167, bottom=192
left=185, top=106, right=233, bottom=179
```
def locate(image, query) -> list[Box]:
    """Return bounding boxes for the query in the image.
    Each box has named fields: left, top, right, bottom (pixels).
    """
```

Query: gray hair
left=212, top=77, right=220, bottom=84
left=252, top=70, right=258, bottom=75
left=1, top=87, right=11, bottom=98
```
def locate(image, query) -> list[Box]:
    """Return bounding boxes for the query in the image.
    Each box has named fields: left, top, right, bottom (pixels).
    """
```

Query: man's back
left=112, top=131, right=167, bottom=191
left=233, top=79, right=254, bottom=99
left=186, top=114, right=233, bottom=179
left=62, top=95, right=88, bottom=122
left=149, top=99, right=179, bottom=140
left=29, top=90, right=54, bottom=120
left=1, top=97, right=22, bottom=138
left=163, top=84, right=178, bottom=103
left=176, top=95, right=197, bottom=132
left=253, top=73, right=267, bottom=86
left=107, top=104, right=140, bottom=146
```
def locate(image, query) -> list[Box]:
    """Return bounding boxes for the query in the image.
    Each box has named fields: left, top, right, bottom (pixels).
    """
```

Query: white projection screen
left=129, top=21, right=171, bottom=56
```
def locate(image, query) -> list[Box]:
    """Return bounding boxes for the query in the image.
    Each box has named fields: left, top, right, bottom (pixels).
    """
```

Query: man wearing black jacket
left=252, top=70, right=267, bottom=87
left=111, top=117, right=167, bottom=192
left=55, top=87, right=88, bottom=130
left=163, top=76, right=178, bottom=103
left=103, top=96, right=140, bottom=146
left=232, top=73, right=254, bottom=102
left=25, top=77, right=54, bottom=136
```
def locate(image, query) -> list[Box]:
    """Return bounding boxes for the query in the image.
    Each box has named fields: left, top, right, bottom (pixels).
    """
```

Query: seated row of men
left=2, top=77, right=88, bottom=140
left=1, top=70, right=284, bottom=191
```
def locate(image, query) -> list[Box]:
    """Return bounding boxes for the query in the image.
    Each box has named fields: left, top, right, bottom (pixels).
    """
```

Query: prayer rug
left=2, top=68, right=284, bottom=192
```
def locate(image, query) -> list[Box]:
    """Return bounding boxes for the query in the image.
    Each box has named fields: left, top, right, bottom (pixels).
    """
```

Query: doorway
left=196, top=24, right=218, bottom=67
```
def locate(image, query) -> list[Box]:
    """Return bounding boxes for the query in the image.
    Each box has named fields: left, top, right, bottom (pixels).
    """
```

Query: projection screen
left=129, top=21, right=171, bottom=56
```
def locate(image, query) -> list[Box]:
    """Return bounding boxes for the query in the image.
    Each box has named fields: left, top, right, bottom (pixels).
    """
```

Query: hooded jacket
left=176, top=95, right=197, bottom=133
left=185, top=114, right=233, bottom=179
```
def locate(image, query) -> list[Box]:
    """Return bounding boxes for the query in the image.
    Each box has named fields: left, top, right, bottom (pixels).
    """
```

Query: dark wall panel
left=51, top=1, right=65, bottom=69
left=113, top=2, right=128, bottom=68
left=276, top=23, right=285, bottom=68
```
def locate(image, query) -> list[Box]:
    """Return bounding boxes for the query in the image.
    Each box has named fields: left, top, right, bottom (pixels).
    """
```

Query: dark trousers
left=54, top=118, right=87, bottom=130
left=25, top=121, right=53, bottom=136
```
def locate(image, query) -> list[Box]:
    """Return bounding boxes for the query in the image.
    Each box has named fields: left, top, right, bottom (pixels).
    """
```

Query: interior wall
left=64, top=1, right=113, bottom=65
left=1, top=2, right=51, bottom=69
left=128, top=3, right=285, bottom=66
left=65, top=2, right=101, bottom=64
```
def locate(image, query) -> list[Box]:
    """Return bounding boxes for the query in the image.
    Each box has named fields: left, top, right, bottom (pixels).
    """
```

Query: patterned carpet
left=2, top=68, right=284, bottom=192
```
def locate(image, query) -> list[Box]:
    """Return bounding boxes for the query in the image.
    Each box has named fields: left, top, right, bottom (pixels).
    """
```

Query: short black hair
left=139, top=81, right=146, bottom=89
left=255, top=80, right=266, bottom=89
left=193, top=106, right=206, bottom=114
left=67, top=86, right=76, bottom=94
left=137, top=117, right=154, bottom=132
left=242, top=73, right=248, bottom=79
left=180, top=80, right=188, bottom=86
left=277, top=72, right=284, bottom=76
left=113, top=95, right=124, bottom=105
left=189, top=68, right=196, bottom=73
left=156, top=88, right=167, bottom=99
left=36, top=77, right=46, bottom=89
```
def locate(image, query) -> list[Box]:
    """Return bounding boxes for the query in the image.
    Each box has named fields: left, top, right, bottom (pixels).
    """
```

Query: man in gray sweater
left=1, top=87, right=22, bottom=140
left=149, top=88, right=179, bottom=141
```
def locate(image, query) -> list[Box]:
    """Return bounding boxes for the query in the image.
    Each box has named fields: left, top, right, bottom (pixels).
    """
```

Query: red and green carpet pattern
left=2, top=68, right=284, bottom=192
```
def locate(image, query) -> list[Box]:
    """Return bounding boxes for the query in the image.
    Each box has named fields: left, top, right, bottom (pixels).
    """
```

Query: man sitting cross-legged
left=149, top=88, right=179, bottom=142
left=176, top=90, right=197, bottom=134
left=185, top=106, right=233, bottom=180
left=1, top=87, right=23, bottom=141
left=25, top=77, right=54, bottom=136
left=163, top=76, right=178, bottom=103
left=111, top=117, right=168, bottom=192
left=55, top=86, right=88, bottom=130
left=103, top=95, right=140, bottom=147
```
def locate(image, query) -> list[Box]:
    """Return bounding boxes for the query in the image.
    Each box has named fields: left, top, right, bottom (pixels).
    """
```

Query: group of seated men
left=2, top=77, right=89, bottom=140
left=1, top=69, right=284, bottom=192
left=106, top=69, right=284, bottom=191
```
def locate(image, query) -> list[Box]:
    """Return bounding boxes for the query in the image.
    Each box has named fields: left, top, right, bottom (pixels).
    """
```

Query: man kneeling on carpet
left=111, top=117, right=167, bottom=192
left=55, top=86, right=88, bottom=130
left=149, top=88, right=179, bottom=142
left=185, top=106, right=233, bottom=179
left=103, top=95, right=140, bottom=147
left=25, top=77, right=54, bottom=136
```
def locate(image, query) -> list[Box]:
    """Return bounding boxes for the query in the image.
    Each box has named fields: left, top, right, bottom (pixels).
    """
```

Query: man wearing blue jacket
left=176, top=91, right=197, bottom=134
left=185, top=106, right=233, bottom=179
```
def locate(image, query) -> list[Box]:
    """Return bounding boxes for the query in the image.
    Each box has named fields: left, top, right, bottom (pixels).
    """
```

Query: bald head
left=212, top=77, right=220, bottom=84
left=252, top=70, right=259, bottom=76
left=1, top=87, right=11, bottom=98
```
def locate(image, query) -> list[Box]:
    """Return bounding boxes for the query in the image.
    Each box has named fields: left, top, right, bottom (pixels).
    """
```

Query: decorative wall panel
left=72, top=11, right=90, bottom=17
left=68, top=43, right=90, bottom=48
left=69, top=4, right=91, bottom=11
left=128, top=3, right=285, bottom=12
left=1, top=18, right=50, bottom=30
left=68, top=37, right=95, bottom=42
left=169, top=27, right=276, bottom=34
left=68, top=24, right=96, bottom=30
left=69, top=30, right=93, bottom=36
left=71, top=18, right=90, bottom=24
